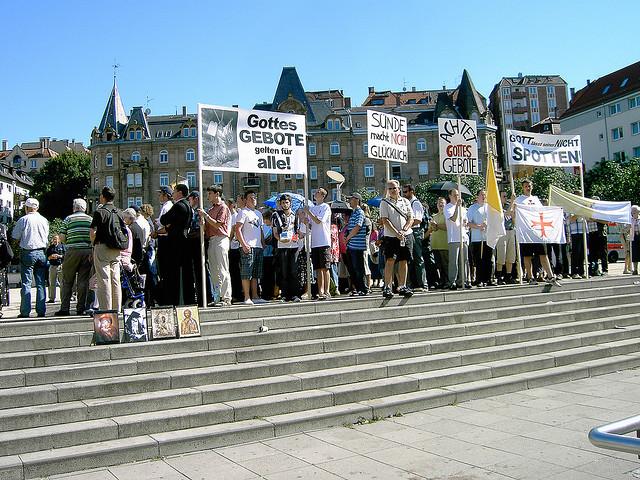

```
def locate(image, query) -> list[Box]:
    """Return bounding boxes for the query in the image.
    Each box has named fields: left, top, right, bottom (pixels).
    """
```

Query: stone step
left=3, top=350, right=639, bottom=479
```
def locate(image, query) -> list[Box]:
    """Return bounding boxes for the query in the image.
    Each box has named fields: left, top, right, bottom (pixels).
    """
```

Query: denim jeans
left=20, top=248, right=48, bottom=317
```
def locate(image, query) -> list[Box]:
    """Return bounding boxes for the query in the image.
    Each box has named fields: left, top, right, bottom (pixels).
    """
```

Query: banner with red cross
left=514, top=204, right=566, bottom=244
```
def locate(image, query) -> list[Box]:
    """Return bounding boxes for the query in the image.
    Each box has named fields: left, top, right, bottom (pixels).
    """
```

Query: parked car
left=607, top=223, right=624, bottom=263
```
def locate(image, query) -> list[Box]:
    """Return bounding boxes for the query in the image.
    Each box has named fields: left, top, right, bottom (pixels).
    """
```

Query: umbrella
left=428, top=181, right=472, bottom=197
left=263, top=192, right=310, bottom=211
left=329, top=200, right=352, bottom=214
left=367, top=196, right=382, bottom=208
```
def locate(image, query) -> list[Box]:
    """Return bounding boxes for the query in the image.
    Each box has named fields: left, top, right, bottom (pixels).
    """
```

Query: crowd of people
left=8, top=178, right=640, bottom=317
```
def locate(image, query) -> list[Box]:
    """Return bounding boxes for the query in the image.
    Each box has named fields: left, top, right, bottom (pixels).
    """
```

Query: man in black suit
left=160, top=183, right=194, bottom=305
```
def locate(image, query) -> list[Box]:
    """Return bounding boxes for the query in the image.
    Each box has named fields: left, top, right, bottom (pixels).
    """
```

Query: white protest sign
left=507, top=129, right=582, bottom=168
left=366, top=110, right=408, bottom=163
left=198, top=104, right=307, bottom=174
left=438, top=118, right=478, bottom=175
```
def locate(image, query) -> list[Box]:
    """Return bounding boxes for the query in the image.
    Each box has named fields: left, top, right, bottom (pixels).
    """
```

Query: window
left=331, top=166, right=342, bottom=174
left=531, top=99, right=538, bottom=109
left=135, top=197, right=143, bottom=207
left=599, top=133, right=604, bottom=141
left=629, top=96, right=640, bottom=109
left=295, top=173, right=304, bottom=180
left=296, top=189, right=304, bottom=196
left=129, top=131, right=135, bottom=140
left=270, top=173, right=278, bottom=182
left=416, top=138, right=427, bottom=152
left=135, top=173, right=142, bottom=187
left=355, top=121, right=362, bottom=128
left=94, top=156, right=98, bottom=169
left=330, top=142, right=340, bottom=155
left=127, top=197, right=135, bottom=207
left=106, top=153, right=113, bottom=167
left=186, top=172, right=196, bottom=188
left=531, top=112, right=540, bottom=124
left=183, top=127, right=189, bottom=137
left=326, top=119, right=333, bottom=130
left=136, top=130, right=142, bottom=140
left=621, top=78, right=629, bottom=88
left=528, top=87, right=537, bottom=95
left=602, top=85, right=611, bottom=95
left=159, top=150, right=168, bottom=163
left=160, top=173, right=169, bottom=186
left=334, top=119, right=341, bottom=130
left=105, top=175, right=114, bottom=188
left=131, top=151, right=140, bottom=162
left=284, top=173, right=291, bottom=180
left=30, top=159, right=37, bottom=169
left=418, top=161, right=429, bottom=176
left=331, top=188, right=338, bottom=201
left=308, top=143, right=316, bottom=156
left=613, top=151, right=626, bottom=161
left=190, top=127, right=196, bottom=137
left=597, top=111, right=602, bottom=118
left=612, top=127, right=623, bottom=141
left=609, top=103, right=621, bottom=115
left=502, top=88, right=510, bottom=96
left=309, top=165, right=317, bottom=180
left=311, top=188, right=317, bottom=198
left=391, top=165, right=401, bottom=180
left=214, top=172, right=223, bottom=184
left=364, top=164, right=374, bottom=178
left=503, top=100, right=512, bottom=112
left=633, top=146, right=640, bottom=158
left=547, top=86, right=555, bottom=97
left=632, top=122, right=640, bottom=136
left=127, top=173, right=134, bottom=187
left=370, top=98, right=384, bottom=106
left=185, top=149, right=195, bottom=162
left=164, top=130, right=172, bottom=137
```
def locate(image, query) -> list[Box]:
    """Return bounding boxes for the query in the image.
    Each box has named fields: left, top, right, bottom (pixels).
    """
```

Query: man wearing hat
left=344, top=193, right=368, bottom=296
left=12, top=197, right=49, bottom=317
left=160, top=183, right=194, bottom=305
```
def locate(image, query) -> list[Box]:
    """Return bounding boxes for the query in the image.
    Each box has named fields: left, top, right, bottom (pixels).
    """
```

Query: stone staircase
left=0, top=276, right=639, bottom=479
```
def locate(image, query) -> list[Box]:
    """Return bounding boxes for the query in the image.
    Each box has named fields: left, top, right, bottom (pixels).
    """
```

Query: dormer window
left=183, top=127, right=189, bottom=137
left=327, top=119, right=333, bottom=130
left=131, top=151, right=141, bottom=162
left=136, top=130, right=142, bottom=140
left=129, top=130, right=135, bottom=140
left=190, top=127, right=196, bottom=137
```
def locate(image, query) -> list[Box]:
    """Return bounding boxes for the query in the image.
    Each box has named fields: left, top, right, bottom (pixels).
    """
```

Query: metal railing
left=589, top=414, right=640, bottom=457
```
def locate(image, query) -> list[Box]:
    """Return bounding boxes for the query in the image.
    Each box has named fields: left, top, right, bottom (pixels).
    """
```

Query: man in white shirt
left=444, top=188, right=469, bottom=290
left=12, top=197, right=49, bottom=318
left=511, top=178, right=561, bottom=286
left=305, top=188, right=332, bottom=300
left=235, top=190, right=265, bottom=305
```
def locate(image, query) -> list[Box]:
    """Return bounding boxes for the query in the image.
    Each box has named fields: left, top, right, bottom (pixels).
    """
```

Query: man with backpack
left=90, top=186, right=127, bottom=312
left=402, top=184, right=427, bottom=291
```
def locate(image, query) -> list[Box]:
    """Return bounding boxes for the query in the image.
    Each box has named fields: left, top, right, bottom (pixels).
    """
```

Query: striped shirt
left=60, top=211, right=92, bottom=248
left=346, top=206, right=367, bottom=251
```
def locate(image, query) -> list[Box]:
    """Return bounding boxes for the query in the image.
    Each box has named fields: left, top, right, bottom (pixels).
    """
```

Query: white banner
left=198, top=104, right=307, bottom=174
left=515, top=204, right=566, bottom=244
left=367, top=110, right=408, bottom=163
left=438, top=118, right=479, bottom=175
left=507, top=130, right=582, bottom=168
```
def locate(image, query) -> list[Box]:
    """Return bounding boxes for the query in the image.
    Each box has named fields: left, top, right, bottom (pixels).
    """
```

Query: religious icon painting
left=149, top=307, right=177, bottom=340
left=123, top=308, right=148, bottom=343
left=93, top=311, right=120, bottom=345
left=176, top=306, right=201, bottom=338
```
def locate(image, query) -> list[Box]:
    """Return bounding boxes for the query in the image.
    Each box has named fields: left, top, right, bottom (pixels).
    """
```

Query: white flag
left=515, top=204, right=566, bottom=244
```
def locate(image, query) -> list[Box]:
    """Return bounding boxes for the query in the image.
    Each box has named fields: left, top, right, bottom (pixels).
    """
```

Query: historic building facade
left=90, top=68, right=497, bottom=211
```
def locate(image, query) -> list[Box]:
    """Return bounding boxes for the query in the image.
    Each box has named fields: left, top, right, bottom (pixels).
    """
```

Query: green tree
left=30, top=151, right=91, bottom=220
left=524, top=168, right=580, bottom=201
left=585, top=157, right=640, bottom=206
left=414, top=174, right=486, bottom=213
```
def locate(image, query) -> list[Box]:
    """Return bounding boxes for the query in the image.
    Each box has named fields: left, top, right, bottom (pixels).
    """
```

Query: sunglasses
left=387, top=186, right=398, bottom=190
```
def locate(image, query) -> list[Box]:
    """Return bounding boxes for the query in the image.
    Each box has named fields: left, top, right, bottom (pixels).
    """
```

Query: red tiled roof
left=562, top=60, right=640, bottom=117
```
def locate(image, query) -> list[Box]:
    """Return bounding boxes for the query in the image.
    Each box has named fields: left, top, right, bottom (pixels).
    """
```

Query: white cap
left=25, top=198, right=39, bottom=209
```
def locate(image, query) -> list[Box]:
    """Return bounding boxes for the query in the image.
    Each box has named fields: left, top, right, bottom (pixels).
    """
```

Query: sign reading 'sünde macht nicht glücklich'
left=438, top=118, right=478, bottom=176
left=367, top=110, right=408, bottom=163
left=198, top=104, right=307, bottom=175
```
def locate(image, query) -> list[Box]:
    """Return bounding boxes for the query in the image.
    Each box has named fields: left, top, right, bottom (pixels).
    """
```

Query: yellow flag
left=485, top=156, right=506, bottom=248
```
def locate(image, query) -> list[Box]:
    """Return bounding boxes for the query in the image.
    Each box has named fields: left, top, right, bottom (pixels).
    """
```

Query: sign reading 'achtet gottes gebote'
left=366, top=110, right=408, bottom=163
left=507, top=129, right=582, bottom=168
left=198, top=104, right=307, bottom=175
left=438, top=118, right=479, bottom=175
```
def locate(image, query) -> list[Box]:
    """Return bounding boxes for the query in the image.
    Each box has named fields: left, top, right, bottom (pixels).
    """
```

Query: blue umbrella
left=263, top=192, right=309, bottom=211
left=367, top=196, right=382, bottom=208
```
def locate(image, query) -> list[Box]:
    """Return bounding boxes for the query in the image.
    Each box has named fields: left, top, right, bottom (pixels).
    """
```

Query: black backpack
left=101, top=206, right=129, bottom=250
left=0, top=233, right=13, bottom=268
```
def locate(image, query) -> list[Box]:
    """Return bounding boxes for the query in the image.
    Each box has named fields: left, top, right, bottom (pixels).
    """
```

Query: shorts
left=382, top=236, right=413, bottom=262
left=311, top=246, right=331, bottom=270
left=240, top=247, right=264, bottom=280
left=520, top=243, right=546, bottom=257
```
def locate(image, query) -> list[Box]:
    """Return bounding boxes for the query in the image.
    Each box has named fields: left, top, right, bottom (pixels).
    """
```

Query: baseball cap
left=131, top=204, right=141, bottom=213
left=188, top=190, right=200, bottom=198
left=25, top=198, right=39, bottom=209
left=347, top=193, right=362, bottom=201
left=158, top=186, right=173, bottom=196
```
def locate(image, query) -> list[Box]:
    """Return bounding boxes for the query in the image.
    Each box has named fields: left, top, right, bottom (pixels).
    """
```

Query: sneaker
left=581, top=275, right=587, bottom=279
left=382, top=287, right=394, bottom=299
left=497, top=278, right=506, bottom=285
left=464, top=283, right=472, bottom=289
left=54, top=310, right=71, bottom=316
left=398, top=286, right=413, bottom=298
left=46, top=300, right=55, bottom=304
left=448, top=284, right=458, bottom=291
left=252, top=298, right=267, bottom=304
left=292, top=296, right=301, bottom=303
left=413, top=287, right=425, bottom=293
left=358, top=291, right=368, bottom=296
left=601, top=271, right=608, bottom=276
left=317, top=294, right=327, bottom=301
left=571, top=274, right=581, bottom=279
left=528, top=279, right=538, bottom=285
left=242, top=299, right=254, bottom=306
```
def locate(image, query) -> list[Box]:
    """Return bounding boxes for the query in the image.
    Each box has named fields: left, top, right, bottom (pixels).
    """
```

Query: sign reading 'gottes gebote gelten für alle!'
left=366, top=110, right=408, bottom=163
left=438, top=118, right=478, bottom=176
left=198, top=104, right=307, bottom=175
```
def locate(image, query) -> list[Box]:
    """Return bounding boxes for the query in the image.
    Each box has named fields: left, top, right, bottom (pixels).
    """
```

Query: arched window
left=106, top=153, right=113, bottom=166
left=131, top=151, right=141, bottom=162
left=417, top=138, right=427, bottom=152
left=186, top=148, right=195, bottom=162
left=330, top=142, right=340, bottom=156
left=159, top=150, right=169, bottom=163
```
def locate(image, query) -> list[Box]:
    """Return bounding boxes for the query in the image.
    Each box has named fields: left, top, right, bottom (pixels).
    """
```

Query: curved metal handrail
left=589, top=414, right=640, bottom=455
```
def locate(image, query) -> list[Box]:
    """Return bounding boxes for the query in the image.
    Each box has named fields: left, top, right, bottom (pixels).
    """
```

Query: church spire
left=98, top=75, right=128, bottom=137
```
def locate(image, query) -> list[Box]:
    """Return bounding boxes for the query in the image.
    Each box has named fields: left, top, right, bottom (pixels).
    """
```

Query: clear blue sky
left=3, top=0, right=637, bottom=147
